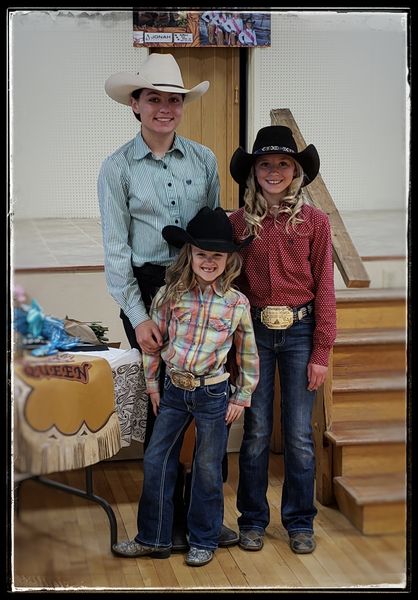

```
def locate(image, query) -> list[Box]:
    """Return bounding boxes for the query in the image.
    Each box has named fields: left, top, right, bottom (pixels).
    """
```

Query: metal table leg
left=33, top=465, right=118, bottom=550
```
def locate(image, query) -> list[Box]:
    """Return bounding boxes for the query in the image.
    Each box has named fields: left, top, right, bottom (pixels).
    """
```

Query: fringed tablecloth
left=13, top=348, right=148, bottom=476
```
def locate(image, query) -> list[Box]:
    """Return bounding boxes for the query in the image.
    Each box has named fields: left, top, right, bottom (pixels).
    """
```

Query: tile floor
left=12, top=218, right=105, bottom=269
left=11, top=210, right=407, bottom=271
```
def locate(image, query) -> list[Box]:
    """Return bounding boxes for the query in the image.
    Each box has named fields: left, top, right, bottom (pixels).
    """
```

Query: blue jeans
left=135, top=376, right=229, bottom=550
left=237, top=316, right=317, bottom=535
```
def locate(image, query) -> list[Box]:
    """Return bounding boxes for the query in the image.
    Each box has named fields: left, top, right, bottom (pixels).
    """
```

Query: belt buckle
left=170, top=369, right=197, bottom=391
left=261, top=306, right=294, bottom=329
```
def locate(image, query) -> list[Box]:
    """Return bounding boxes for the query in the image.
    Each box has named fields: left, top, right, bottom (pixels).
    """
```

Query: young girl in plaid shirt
left=113, top=207, right=259, bottom=567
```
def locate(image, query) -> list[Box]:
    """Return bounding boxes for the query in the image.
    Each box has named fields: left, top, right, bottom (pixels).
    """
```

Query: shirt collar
left=212, top=279, right=225, bottom=297
left=194, top=280, right=225, bottom=298
left=133, top=132, right=185, bottom=160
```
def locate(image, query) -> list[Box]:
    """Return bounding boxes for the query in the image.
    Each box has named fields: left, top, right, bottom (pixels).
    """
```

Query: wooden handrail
left=270, top=109, right=370, bottom=288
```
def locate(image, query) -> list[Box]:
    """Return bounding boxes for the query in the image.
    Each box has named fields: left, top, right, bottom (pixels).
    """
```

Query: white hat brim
left=105, top=72, right=209, bottom=106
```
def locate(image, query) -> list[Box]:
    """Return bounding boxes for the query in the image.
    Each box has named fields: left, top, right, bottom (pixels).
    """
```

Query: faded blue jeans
left=135, top=376, right=229, bottom=551
left=237, top=315, right=318, bottom=536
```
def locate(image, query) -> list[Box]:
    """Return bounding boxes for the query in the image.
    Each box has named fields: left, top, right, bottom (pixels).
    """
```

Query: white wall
left=249, top=11, right=408, bottom=211
left=10, top=9, right=409, bottom=219
left=13, top=271, right=130, bottom=349
left=10, top=10, right=147, bottom=219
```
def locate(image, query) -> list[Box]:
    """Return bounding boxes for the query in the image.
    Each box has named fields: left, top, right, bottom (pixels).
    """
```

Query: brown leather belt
left=169, top=369, right=230, bottom=391
left=251, top=303, right=313, bottom=330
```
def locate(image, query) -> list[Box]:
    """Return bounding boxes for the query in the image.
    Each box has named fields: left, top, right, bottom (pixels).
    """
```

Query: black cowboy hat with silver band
left=230, top=125, right=320, bottom=187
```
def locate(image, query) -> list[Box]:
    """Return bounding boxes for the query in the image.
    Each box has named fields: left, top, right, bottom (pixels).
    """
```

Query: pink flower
left=13, top=284, right=27, bottom=304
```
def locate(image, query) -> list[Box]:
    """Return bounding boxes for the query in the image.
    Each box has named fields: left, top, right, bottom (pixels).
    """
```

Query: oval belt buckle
left=170, top=370, right=197, bottom=390
left=261, top=306, right=294, bottom=329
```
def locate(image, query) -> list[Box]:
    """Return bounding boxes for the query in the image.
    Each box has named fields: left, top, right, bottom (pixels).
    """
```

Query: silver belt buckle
left=260, top=306, right=294, bottom=329
left=170, top=369, right=197, bottom=390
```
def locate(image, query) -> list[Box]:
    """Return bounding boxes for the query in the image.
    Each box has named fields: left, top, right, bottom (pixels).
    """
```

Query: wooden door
left=152, top=48, right=241, bottom=467
left=152, top=48, right=240, bottom=211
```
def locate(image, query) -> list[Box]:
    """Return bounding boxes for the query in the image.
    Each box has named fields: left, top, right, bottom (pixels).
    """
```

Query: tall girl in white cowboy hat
left=112, top=207, right=259, bottom=567
left=228, top=125, right=336, bottom=555
left=98, top=53, right=238, bottom=550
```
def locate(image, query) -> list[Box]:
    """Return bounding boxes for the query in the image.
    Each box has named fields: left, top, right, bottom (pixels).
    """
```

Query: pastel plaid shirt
left=142, top=281, right=259, bottom=407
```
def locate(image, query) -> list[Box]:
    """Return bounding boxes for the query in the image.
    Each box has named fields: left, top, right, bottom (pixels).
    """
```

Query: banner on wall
left=133, top=11, right=271, bottom=48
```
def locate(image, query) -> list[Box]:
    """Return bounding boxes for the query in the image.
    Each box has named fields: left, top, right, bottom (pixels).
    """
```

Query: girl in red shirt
left=228, top=125, right=336, bottom=555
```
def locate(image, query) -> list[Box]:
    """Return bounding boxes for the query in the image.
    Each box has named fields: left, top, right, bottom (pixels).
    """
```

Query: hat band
left=152, top=83, right=186, bottom=90
left=254, top=146, right=295, bottom=154
left=193, top=237, right=232, bottom=244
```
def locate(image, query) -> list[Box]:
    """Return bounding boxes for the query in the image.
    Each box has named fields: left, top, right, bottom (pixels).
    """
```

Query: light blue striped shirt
left=97, top=132, right=220, bottom=329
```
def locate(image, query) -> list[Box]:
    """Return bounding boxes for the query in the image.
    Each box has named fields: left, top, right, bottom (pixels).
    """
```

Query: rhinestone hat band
left=254, top=145, right=295, bottom=154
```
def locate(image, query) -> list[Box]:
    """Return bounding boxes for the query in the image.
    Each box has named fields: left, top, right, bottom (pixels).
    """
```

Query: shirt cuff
left=124, top=304, right=150, bottom=330
left=310, top=345, right=332, bottom=367
left=230, top=391, right=251, bottom=407
left=146, top=380, right=160, bottom=394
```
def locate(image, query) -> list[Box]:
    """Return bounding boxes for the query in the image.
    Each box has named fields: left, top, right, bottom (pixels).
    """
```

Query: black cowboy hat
left=230, top=125, right=320, bottom=187
left=162, top=207, right=254, bottom=253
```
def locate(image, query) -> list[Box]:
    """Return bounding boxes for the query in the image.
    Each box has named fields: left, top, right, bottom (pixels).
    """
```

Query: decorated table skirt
left=13, top=348, right=148, bottom=475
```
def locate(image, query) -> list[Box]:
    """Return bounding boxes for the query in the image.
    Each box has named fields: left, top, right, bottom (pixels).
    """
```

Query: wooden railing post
left=270, top=109, right=370, bottom=288
left=312, top=353, right=335, bottom=505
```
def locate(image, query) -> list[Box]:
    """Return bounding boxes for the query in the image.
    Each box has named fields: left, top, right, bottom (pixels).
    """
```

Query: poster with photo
left=133, top=10, right=271, bottom=48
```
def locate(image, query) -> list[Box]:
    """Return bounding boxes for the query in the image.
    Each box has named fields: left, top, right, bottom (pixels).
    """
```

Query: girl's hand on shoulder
left=307, top=362, right=328, bottom=391
left=149, top=392, right=160, bottom=416
left=225, top=401, right=244, bottom=424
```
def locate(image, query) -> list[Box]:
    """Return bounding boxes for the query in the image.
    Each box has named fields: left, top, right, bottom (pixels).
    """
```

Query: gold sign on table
left=13, top=352, right=121, bottom=475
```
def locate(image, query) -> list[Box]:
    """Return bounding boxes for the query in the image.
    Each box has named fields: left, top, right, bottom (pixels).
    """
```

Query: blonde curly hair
left=241, top=159, right=310, bottom=239
left=154, top=243, right=242, bottom=309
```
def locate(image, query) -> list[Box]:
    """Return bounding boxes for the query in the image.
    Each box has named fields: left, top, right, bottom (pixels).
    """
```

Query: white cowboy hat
left=105, top=53, right=209, bottom=106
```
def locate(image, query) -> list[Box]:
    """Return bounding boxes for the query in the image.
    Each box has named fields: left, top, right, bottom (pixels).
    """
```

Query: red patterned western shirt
left=229, top=204, right=336, bottom=366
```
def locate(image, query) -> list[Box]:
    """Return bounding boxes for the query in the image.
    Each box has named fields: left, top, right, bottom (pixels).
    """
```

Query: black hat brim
left=162, top=226, right=254, bottom=253
left=230, top=144, right=320, bottom=187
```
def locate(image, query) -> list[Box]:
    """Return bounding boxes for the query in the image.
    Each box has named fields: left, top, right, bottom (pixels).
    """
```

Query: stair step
left=331, top=385, right=406, bottom=423
left=336, top=288, right=406, bottom=303
left=336, top=288, right=406, bottom=330
left=333, top=474, right=406, bottom=504
left=334, top=351, right=405, bottom=378
left=335, top=328, right=406, bottom=345
left=326, top=421, right=406, bottom=477
left=333, top=474, right=406, bottom=534
left=333, top=443, right=405, bottom=477
left=333, top=331, right=406, bottom=376
left=325, top=420, right=406, bottom=445
left=333, top=374, right=406, bottom=393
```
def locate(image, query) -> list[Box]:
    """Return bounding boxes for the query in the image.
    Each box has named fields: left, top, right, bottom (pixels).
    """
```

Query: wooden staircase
left=318, top=288, right=407, bottom=535
left=270, top=109, right=407, bottom=536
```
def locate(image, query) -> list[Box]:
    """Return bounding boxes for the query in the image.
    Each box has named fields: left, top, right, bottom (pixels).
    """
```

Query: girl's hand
left=307, top=362, right=328, bottom=391
left=149, top=392, right=161, bottom=416
left=225, top=401, right=244, bottom=424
